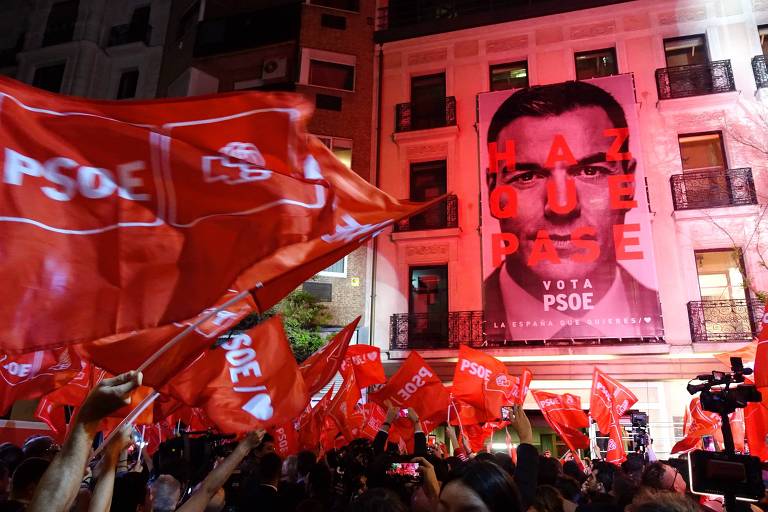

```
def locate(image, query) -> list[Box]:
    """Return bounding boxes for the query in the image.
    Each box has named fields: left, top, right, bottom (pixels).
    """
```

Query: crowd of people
left=0, top=371, right=764, bottom=512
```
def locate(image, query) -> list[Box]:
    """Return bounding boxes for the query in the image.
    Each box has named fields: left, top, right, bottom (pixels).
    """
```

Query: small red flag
left=341, top=345, right=386, bottom=388
left=299, top=317, right=360, bottom=396
left=532, top=390, right=590, bottom=454
left=755, top=303, right=768, bottom=389
left=671, top=397, right=721, bottom=454
left=327, top=372, right=363, bottom=440
left=298, top=384, right=335, bottom=450
left=590, top=368, right=637, bottom=464
left=269, top=422, right=300, bottom=458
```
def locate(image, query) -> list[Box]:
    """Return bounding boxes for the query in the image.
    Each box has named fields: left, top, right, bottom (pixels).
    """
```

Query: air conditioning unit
left=261, top=57, right=287, bottom=80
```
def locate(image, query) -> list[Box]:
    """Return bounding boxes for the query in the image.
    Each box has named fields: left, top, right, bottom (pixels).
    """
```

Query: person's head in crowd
left=147, top=474, right=182, bottom=512
left=307, top=462, right=333, bottom=503
left=622, top=454, right=645, bottom=485
left=259, top=452, right=283, bottom=487
left=110, top=472, right=148, bottom=512
left=641, top=462, right=686, bottom=494
left=8, top=457, right=49, bottom=504
left=256, top=433, right=275, bottom=456
left=439, top=460, right=523, bottom=512
left=282, top=454, right=298, bottom=483
left=562, top=460, right=585, bottom=483
left=591, top=461, right=618, bottom=494
left=297, top=450, right=316, bottom=481
left=0, top=444, right=23, bottom=474
left=530, top=485, right=565, bottom=512
left=613, top=471, right=640, bottom=509
left=474, top=452, right=497, bottom=463
left=493, top=452, right=515, bottom=476
left=555, top=475, right=581, bottom=503
left=349, top=487, right=408, bottom=512
left=628, top=489, right=700, bottom=512
left=21, top=436, right=59, bottom=462
left=538, top=455, right=563, bottom=486
left=0, top=460, right=10, bottom=498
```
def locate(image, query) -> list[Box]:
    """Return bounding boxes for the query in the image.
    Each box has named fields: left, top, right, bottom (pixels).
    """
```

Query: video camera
left=685, top=357, right=765, bottom=506
left=154, top=431, right=237, bottom=485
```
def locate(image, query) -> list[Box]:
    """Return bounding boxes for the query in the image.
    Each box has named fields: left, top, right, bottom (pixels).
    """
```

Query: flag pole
left=92, top=390, right=160, bottom=459
left=137, top=290, right=252, bottom=372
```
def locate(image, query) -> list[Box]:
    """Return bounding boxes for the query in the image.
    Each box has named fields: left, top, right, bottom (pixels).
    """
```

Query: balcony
left=194, top=3, right=301, bottom=58
left=394, top=195, right=458, bottom=232
left=655, top=60, right=735, bottom=100
left=752, top=55, right=768, bottom=89
left=687, top=299, right=764, bottom=343
left=670, top=167, right=757, bottom=210
left=107, top=23, right=152, bottom=47
left=390, top=311, right=483, bottom=350
left=395, top=96, right=456, bottom=132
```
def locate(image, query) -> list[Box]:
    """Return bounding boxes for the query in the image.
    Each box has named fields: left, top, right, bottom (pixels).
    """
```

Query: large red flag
left=0, top=347, right=83, bottom=414
left=163, top=316, right=309, bottom=432
left=0, top=76, right=438, bottom=354
left=298, top=384, right=335, bottom=450
left=590, top=368, right=637, bottom=464
left=755, top=303, right=768, bottom=389
left=269, top=422, right=300, bottom=458
left=670, top=397, right=721, bottom=453
left=370, top=352, right=450, bottom=424
left=532, top=391, right=590, bottom=454
left=299, top=317, right=360, bottom=396
left=341, top=345, right=386, bottom=388
left=452, top=345, right=530, bottom=422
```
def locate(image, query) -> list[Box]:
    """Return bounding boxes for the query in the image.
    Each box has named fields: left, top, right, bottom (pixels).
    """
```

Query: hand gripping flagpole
left=92, top=289, right=251, bottom=459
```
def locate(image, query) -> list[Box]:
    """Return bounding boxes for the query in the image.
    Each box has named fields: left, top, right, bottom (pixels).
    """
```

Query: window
left=321, top=13, right=347, bottom=30
left=32, top=63, right=66, bottom=93
left=43, top=0, right=79, bottom=46
left=130, top=5, right=151, bottom=28
left=301, top=49, right=356, bottom=91
left=318, top=256, right=347, bottom=277
left=760, top=25, right=768, bottom=55
left=308, top=0, right=360, bottom=12
left=317, top=136, right=352, bottom=168
left=303, top=281, right=332, bottom=302
left=409, top=265, right=449, bottom=347
left=409, top=160, right=447, bottom=230
left=116, top=69, right=139, bottom=99
left=664, top=35, right=708, bottom=67
left=316, top=93, right=342, bottom=111
left=695, top=250, right=746, bottom=300
left=489, top=60, right=528, bottom=91
left=678, top=132, right=726, bottom=173
left=411, top=73, right=446, bottom=130
left=575, top=47, right=617, bottom=80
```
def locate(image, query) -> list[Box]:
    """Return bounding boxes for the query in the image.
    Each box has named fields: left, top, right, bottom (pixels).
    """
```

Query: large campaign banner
left=478, top=74, right=663, bottom=342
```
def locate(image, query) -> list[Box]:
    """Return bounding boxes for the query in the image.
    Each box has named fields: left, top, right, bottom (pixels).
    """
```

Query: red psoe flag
left=531, top=390, right=590, bottom=454
left=269, top=422, right=300, bottom=458
left=755, top=303, right=768, bottom=389
left=369, top=352, right=450, bottom=424
left=327, top=371, right=363, bottom=440
left=341, top=345, right=386, bottom=388
left=0, top=347, right=83, bottom=415
left=164, top=316, right=309, bottom=432
left=590, top=368, right=638, bottom=464
left=670, top=397, right=721, bottom=454
left=0, top=77, right=437, bottom=354
left=299, top=317, right=360, bottom=396
left=298, top=384, right=335, bottom=450
left=744, top=400, right=768, bottom=461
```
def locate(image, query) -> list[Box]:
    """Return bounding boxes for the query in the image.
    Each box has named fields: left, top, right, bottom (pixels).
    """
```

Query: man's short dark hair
left=641, top=462, right=669, bottom=490
left=259, top=452, right=283, bottom=483
left=487, top=81, right=630, bottom=153
left=10, top=457, right=49, bottom=496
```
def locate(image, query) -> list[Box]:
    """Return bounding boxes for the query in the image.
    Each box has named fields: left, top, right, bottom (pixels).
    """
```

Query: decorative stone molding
left=405, top=142, right=449, bottom=159
left=570, top=20, right=615, bottom=40
left=623, top=13, right=651, bottom=31
left=535, top=27, right=563, bottom=45
left=407, top=48, right=447, bottom=66
left=454, top=40, right=479, bottom=58
left=486, top=35, right=528, bottom=53
left=658, top=7, right=706, bottom=25
left=405, top=244, right=449, bottom=257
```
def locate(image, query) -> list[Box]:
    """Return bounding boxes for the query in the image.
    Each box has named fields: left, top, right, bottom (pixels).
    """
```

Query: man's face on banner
left=489, top=106, right=636, bottom=282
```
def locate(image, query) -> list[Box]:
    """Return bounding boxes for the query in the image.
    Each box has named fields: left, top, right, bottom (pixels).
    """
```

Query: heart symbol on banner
left=367, top=352, right=378, bottom=361
left=643, top=317, right=652, bottom=323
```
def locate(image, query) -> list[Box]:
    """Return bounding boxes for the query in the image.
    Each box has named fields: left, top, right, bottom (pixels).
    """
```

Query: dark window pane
left=43, top=0, right=79, bottom=46
left=664, top=35, right=708, bottom=67
left=309, top=0, right=359, bottom=11
left=309, top=60, right=354, bottom=90
left=321, top=13, right=347, bottom=29
left=409, top=160, right=447, bottom=230
left=575, top=47, right=617, bottom=80
left=316, top=93, right=342, bottom=111
left=408, top=265, right=448, bottom=346
left=117, top=69, right=139, bottom=99
left=678, top=132, right=726, bottom=172
left=411, top=73, right=446, bottom=130
left=130, top=5, right=150, bottom=27
left=33, top=63, right=66, bottom=93
left=303, top=282, right=332, bottom=302
left=490, top=61, right=528, bottom=91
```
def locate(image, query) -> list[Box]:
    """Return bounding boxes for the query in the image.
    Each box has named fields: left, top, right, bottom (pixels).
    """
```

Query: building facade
left=372, top=0, right=768, bottom=456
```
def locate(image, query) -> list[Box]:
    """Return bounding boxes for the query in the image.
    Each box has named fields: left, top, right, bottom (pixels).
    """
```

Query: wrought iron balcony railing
left=394, top=194, right=458, bottom=232
left=687, top=299, right=764, bottom=343
left=752, top=55, right=768, bottom=89
left=395, top=96, right=456, bottom=132
left=389, top=311, right=665, bottom=349
left=670, top=167, right=757, bottom=210
left=107, top=23, right=152, bottom=47
left=655, top=60, right=735, bottom=100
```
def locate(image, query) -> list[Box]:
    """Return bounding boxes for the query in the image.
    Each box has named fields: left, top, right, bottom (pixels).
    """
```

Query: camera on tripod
left=629, top=411, right=649, bottom=452
left=685, top=357, right=764, bottom=504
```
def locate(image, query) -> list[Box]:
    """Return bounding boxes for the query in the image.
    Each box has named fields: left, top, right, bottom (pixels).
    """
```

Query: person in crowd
left=641, top=463, right=687, bottom=494
left=238, top=451, right=282, bottom=511
left=531, top=485, right=566, bottom=512
left=0, top=446, right=22, bottom=477
left=88, top=425, right=133, bottom=512
left=628, top=489, right=700, bottom=512
left=438, top=460, right=522, bottom=512
left=0, top=457, right=49, bottom=512
left=147, top=475, right=181, bottom=512
left=0, top=461, right=10, bottom=502
left=20, top=437, right=59, bottom=462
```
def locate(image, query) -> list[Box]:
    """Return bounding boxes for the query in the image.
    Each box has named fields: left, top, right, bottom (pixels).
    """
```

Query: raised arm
left=88, top=425, right=133, bottom=512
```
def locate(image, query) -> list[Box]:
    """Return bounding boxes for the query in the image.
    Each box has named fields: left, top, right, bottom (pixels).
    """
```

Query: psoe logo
left=201, top=142, right=272, bottom=185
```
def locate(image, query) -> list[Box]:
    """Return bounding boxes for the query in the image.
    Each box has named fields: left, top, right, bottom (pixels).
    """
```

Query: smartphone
left=398, top=408, right=409, bottom=418
left=428, top=434, right=437, bottom=446
left=501, top=405, right=515, bottom=421
left=702, top=435, right=716, bottom=452
left=386, top=462, right=422, bottom=483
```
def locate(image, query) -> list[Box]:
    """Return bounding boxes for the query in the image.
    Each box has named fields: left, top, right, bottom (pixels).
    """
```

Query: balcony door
left=678, top=132, right=730, bottom=208
left=409, top=265, right=448, bottom=348
left=410, top=73, right=445, bottom=130
left=409, top=160, right=447, bottom=230
left=664, top=35, right=711, bottom=95
left=694, top=249, right=751, bottom=339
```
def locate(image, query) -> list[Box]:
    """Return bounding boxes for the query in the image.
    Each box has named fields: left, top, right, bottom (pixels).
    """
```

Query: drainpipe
left=367, top=42, right=384, bottom=350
